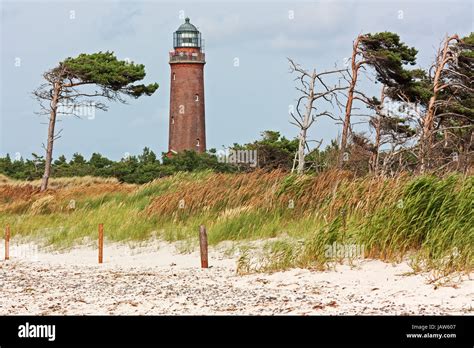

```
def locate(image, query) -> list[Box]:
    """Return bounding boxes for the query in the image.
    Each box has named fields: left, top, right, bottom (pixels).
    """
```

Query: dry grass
left=145, top=169, right=409, bottom=222
left=0, top=176, right=135, bottom=214
left=146, top=170, right=287, bottom=218
left=26, top=176, right=121, bottom=189
left=0, top=174, right=12, bottom=184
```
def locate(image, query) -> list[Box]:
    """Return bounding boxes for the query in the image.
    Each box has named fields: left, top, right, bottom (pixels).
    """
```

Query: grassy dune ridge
left=0, top=171, right=472, bottom=274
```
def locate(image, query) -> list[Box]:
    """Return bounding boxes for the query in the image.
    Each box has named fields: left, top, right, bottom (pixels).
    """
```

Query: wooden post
left=5, top=225, right=10, bottom=261
left=199, top=225, right=208, bottom=268
left=98, top=223, right=104, bottom=264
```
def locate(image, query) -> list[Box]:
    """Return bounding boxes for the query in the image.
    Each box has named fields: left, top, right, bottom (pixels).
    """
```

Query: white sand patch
left=0, top=240, right=472, bottom=315
left=0, top=239, right=235, bottom=269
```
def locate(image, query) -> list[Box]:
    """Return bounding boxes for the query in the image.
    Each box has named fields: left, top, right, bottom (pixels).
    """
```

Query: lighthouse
left=168, top=17, right=206, bottom=154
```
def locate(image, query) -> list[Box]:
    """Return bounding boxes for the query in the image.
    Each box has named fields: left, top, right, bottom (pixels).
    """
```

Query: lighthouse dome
left=176, top=18, right=199, bottom=32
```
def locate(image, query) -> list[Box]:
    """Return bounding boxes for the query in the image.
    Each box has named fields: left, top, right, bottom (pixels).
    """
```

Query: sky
left=0, top=0, right=472, bottom=161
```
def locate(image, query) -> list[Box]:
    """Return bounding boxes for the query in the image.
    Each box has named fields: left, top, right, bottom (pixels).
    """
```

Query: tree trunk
left=420, top=95, right=437, bottom=173
left=291, top=148, right=298, bottom=173
left=420, top=35, right=459, bottom=174
left=372, top=86, right=385, bottom=175
left=296, top=128, right=307, bottom=174
left=339, top=36, right=361, bottom=168
left=40, top=82, right=60, bottom=192
left=373, top=116, right=381, bottom=175
left=296, top=71, right=316, bottom=175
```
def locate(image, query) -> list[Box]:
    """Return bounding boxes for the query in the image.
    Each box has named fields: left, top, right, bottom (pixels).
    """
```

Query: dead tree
left=340, top=35, right=363, bottom=167
left=288, top=58, right=347, bottom=174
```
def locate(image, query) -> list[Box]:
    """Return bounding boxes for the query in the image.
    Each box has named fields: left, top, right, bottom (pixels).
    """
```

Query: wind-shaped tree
left=340, top=32, right=417, bottom=167
left=33, top=51, right=158, bottom=191
left=386, top=33, right=473, bottom=172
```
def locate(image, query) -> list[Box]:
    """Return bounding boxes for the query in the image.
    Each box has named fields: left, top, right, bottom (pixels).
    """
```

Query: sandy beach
left=0, top=241, right=472, bottom=315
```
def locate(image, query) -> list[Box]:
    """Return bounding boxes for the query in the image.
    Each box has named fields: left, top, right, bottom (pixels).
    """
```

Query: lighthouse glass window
left=175, top=32, right=200, bottom=47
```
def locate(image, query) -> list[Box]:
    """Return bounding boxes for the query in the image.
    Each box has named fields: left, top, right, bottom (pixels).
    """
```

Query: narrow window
left=171, top=116, right=175, bottom=124
left=194, top=94, right=199, bottom=102
left=196, top=138, right=200, bottom=147
left=173, top=73, right=176, bottom=81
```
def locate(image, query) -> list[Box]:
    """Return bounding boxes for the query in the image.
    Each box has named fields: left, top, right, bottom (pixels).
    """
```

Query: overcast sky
left=1, top=0, right=472, bottom=161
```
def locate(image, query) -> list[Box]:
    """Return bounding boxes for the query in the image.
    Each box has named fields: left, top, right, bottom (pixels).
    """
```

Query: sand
left=0, top=240, right=472, bottom=315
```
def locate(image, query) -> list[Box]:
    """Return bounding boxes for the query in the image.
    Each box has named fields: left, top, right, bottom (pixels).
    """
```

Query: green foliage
left=232, top=130, right=299, bottom=170
left=61, top=52, right=158, bottom=97
left=0, top=147, right=235, bottom=184
left=0, top=132, right=348, bottom=183
left=387, top=68, right=433, bottom=105
left=440, top=33, right=474, bottom=122
left=360, top=32, right=417, bottom=87
left=0, top=154, right=44, bottom=181
left=162, top=150, right=235, bottom=173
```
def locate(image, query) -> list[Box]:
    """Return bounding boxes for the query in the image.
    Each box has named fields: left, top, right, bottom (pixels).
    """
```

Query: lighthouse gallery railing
left=169, top=52, right=206, bottom=63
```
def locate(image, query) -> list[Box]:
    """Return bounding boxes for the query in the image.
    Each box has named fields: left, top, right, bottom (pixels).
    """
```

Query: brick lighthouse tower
left=168, top=17, right=206, bottom=154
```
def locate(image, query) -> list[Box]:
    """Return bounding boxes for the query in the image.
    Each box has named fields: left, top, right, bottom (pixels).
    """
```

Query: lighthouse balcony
left=169, top=51, right=205, bottom=64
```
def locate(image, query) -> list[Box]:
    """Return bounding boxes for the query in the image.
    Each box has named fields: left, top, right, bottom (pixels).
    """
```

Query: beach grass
left=0, top=170, right=472, bottom=274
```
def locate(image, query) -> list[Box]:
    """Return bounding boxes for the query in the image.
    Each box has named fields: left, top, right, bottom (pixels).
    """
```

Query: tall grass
left=358, top=175, right=473, bottom=274
left=0, top=170, right=472, bottom=274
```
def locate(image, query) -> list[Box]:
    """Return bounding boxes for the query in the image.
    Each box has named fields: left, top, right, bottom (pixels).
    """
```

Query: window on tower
left=195, top=94, right=199, bottom=102
left=196, top=138, right=200, bottom=147
left=171, top=116, right=175, bottom=124
left=173, top=73, right=176, bottom=80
